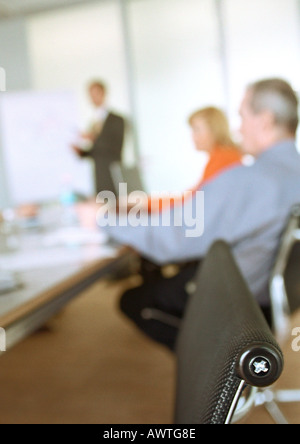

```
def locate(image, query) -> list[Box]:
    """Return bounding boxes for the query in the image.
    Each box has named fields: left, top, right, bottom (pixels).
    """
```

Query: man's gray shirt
left=102, top=140, right=300, bottom=305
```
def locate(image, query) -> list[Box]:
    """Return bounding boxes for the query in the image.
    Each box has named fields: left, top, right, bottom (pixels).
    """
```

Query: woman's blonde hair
left=188, top=106, right=237, bottom=148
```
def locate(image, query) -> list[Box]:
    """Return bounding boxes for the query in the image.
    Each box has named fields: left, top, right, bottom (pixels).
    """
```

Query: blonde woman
left=149, top=106, right=242, bottom=212
left=189, top=106, right=241, bottom=184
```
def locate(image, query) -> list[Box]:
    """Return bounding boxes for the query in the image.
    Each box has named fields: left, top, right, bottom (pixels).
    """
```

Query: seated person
left=121, top=107, right=242, bottom=214
left=188, top=107, right=242, bottom=185
left=101, top=78, right=300, bottom=351
left=134, top=107, right=242, bottom=280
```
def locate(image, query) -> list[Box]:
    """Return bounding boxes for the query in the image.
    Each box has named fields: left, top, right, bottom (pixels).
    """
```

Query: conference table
left=0, top=210, right=135, bottom=352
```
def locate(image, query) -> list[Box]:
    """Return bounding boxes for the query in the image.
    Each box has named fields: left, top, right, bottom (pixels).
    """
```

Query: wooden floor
left=0, top=278, right=175, bottom=424
left=0, top=277, right=299, bottom=424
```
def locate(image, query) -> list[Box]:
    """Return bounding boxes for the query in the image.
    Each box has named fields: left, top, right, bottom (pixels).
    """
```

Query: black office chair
left=110, top=161, right=146, bottom=194
left=174, top=240, right=283, bottom=424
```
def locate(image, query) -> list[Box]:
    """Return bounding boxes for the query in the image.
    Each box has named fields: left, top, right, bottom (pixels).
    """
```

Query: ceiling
left=0, top=0, right=103, bottom=19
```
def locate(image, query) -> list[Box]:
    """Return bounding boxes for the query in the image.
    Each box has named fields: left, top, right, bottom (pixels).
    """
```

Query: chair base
left=234, top=387, right=300, bottom=424
left=255, top=388, right=300, bottom=424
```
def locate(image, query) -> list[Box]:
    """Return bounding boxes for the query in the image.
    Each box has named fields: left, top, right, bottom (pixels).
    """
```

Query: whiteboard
left=0, top=90, right=94, bottom=205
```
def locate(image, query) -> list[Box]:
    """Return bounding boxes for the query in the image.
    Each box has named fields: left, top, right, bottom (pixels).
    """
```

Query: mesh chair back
left=175, top=241, right=283, bottom=424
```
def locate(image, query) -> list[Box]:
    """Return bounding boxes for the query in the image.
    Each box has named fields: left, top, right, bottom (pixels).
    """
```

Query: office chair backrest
left=175, top=240, right=283, bottom=425
left=110, top=162, right=145, bottom=194
left=269, top=204, right=300, bottom=341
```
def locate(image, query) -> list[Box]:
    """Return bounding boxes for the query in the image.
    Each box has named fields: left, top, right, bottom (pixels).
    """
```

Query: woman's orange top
left=148, top=145, right=242, bottom=213
left=197, top=145, right=242, bottom=185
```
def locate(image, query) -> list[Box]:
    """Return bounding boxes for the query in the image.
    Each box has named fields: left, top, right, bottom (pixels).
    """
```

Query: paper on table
left=0, top=270, right=22, bottom=294
left=0, top=245, right=118, bottom=272
left=42, top=227, right=109, bottom=248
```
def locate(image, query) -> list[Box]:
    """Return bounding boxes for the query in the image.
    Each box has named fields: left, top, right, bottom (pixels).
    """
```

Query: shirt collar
left=258, top=139, right=298, bottom=162
left=94, top=106, right=109, bottom=122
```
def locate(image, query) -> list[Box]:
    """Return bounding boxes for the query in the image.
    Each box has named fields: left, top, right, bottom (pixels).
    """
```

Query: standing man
left=101, top=78, right=300, bottom=350
left=73, top=80, right=125, bottom=195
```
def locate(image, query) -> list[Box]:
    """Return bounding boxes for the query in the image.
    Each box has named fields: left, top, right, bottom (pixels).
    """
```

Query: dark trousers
left=119, top=260, right=273, bottom=351
left=119, top=262, right=200, bottom=351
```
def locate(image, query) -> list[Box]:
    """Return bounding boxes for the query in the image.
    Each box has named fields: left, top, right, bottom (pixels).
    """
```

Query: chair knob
left=236, top=343, right=283, bottom=387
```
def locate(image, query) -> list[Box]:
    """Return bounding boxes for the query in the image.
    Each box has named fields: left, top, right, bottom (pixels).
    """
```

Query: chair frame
left=265, top=204, right=300, bottom=423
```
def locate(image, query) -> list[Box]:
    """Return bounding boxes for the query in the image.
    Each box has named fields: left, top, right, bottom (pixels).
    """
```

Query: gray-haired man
left=103, top=78, right=300, bottom=350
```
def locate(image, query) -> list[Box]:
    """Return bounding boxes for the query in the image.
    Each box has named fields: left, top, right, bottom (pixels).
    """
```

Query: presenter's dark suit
left=80, top=112, right=125, bottom=195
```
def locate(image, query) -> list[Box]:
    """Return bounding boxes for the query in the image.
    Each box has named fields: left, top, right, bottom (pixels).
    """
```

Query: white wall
left=223, top=0, right=300, bottom=136
left=127, top=0, right=224, bottom=193
left=0, top=18, right=32, bottom=91
left=0, top=17, right=32, bottom=207
left=27, top=1, right=130, bottom=125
